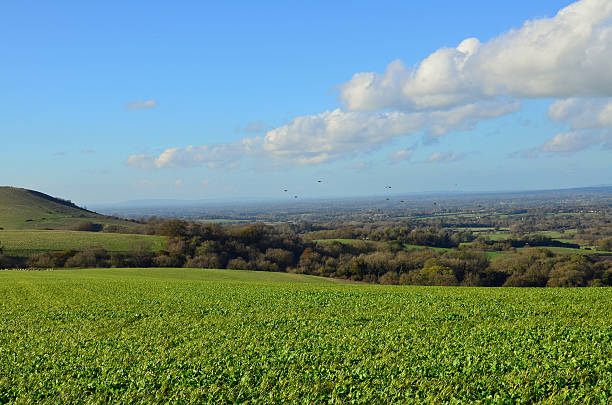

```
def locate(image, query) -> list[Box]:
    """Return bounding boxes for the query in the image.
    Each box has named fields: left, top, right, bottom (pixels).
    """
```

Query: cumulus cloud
left=548, top=98, right=612, bottom=130
left=523, top=130, right=611, bottom=157
left=126, top=138, right=260, bottom=169
left=126, top=100, right=515, bottom=169
left=388, top=148, right=414, bottom=162
left=260, top=101, right=517, bottom=165
left=126, top=0, right=612, bottom=169
left=340, top=0, right=612, bottom=111
left=126, top=100, right=159, bottom=109
left=425, top=152, right=466, bottom=164
left=516, top=98, right=612, bottom=156
left=539, top=132, right=597, bottom=153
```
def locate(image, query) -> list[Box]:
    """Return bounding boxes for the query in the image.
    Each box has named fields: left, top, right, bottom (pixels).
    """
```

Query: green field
left=403, top=244, right=452, bottom=252
left=0, top=187, right=141, bottom=231
left=517, top=246, right=611, bottom=255
left=1, top=268, right=610, bottom=403
left=0, top=230, right=166, bottom=256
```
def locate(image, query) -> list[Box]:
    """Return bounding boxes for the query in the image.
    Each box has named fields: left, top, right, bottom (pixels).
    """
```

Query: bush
left=403, top=265, right=458, bottom=286
left=546, top=262, right=587, bottom=287
left=227, top=258, right=248, bottom=270
left=65, top=248, right=110, bottom=268
left=72, top=221, right=102, bottom=232
left=186, top=254, right=222, bottom=269
left=379, top=271, right=399, bottom=285
left=153, top=254, right=183, bottom=268
left=29, top=250, right=77, bottom=268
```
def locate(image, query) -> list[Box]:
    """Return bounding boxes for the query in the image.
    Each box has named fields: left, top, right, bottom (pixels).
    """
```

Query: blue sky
left=2, top=0, right=611, bottom=204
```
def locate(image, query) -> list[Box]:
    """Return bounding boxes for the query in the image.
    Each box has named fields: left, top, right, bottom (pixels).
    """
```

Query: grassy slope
left=0, top=268, right=610, bottom=403
left=0, top=186, right=140, bottom=231
left=0, top=230, right=165, bottom=256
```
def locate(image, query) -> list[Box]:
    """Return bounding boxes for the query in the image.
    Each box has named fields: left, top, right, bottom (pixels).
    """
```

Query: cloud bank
left=127, top=0, right=612, bottom=169
left=126, top=101, right=517, bottom=169
left=340, top=0, right=612, bottom=111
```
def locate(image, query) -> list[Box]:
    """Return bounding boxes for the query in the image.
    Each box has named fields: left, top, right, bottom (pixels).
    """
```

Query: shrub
left=72, top=221, right=102, bottom=232
left=186, top=254, right=222, bottom=269
left=404, top=265, right=458, bottom=286
left=227, top=258, right=248, bottom=270
left=379, top=271, right=399, bottom=285
left=65, top=248, right=110, bottom=268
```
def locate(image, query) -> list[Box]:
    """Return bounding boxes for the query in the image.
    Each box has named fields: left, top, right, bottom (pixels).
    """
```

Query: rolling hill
left=0, top=186, right=142, bottom=231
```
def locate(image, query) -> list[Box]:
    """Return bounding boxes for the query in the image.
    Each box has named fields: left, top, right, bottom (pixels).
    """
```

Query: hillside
left=0, top=187, right=141, bottom=231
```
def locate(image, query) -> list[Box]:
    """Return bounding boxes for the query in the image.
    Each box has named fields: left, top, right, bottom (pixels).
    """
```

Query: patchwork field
left=0, top=268, right=610, bottom=403
left=0, top=230, right=166, bottom=256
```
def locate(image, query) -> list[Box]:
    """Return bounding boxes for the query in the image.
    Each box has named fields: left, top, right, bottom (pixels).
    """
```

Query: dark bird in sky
left=385, top=198, right=390, bottom=201
left=294, top=195, right=298, bottom=198
left=317, top=180, right=322, bottom=183
left=283, top=189, right=288, bottom=192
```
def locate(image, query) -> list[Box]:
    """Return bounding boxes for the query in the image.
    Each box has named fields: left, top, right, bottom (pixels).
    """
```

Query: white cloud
left=126, top=138, right=260, bottom=169
left=125, top=154, right=156, bottom=169
left=388, top=148, right=414, bottom=162
left=126, top=100, right=516, bottom=169
left=261, top=101, right=517, bottom=165
left=126, top=0, right=612, bottom=169
left=126, top=100, right=158, bottom=109
left=548, top=98, right=612, bottom=129
left=539, top=132, right=596, bottom=153
left=523, top=130, right=612, bottom=157
left=523, top=98, right=612, bottom=155
left=340, top=0, right=612, bottom=111
left=425, top=152, right=465, bottom=164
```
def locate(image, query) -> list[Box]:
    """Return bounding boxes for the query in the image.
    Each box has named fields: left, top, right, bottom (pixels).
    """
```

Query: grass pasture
left=0, top=230, right=166, bottom=256
left=0, top=268, right=610, bottom=403
left=0, top=186, right=143, bottom=231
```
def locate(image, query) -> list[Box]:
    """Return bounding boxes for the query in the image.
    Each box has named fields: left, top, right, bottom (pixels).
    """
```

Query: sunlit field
left=1, top=268, right=610, bottom=403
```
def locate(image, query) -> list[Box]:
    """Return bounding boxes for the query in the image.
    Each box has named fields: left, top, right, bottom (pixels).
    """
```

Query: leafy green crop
left=0, top=268, right=610, bottom=403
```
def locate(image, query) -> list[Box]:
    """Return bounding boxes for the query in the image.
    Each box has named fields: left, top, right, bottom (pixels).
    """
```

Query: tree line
left=2, top=219, right=610, bottom=287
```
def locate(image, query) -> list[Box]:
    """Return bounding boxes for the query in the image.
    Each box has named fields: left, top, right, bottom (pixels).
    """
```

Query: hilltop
left=0, top=187, right=141, bottom=231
